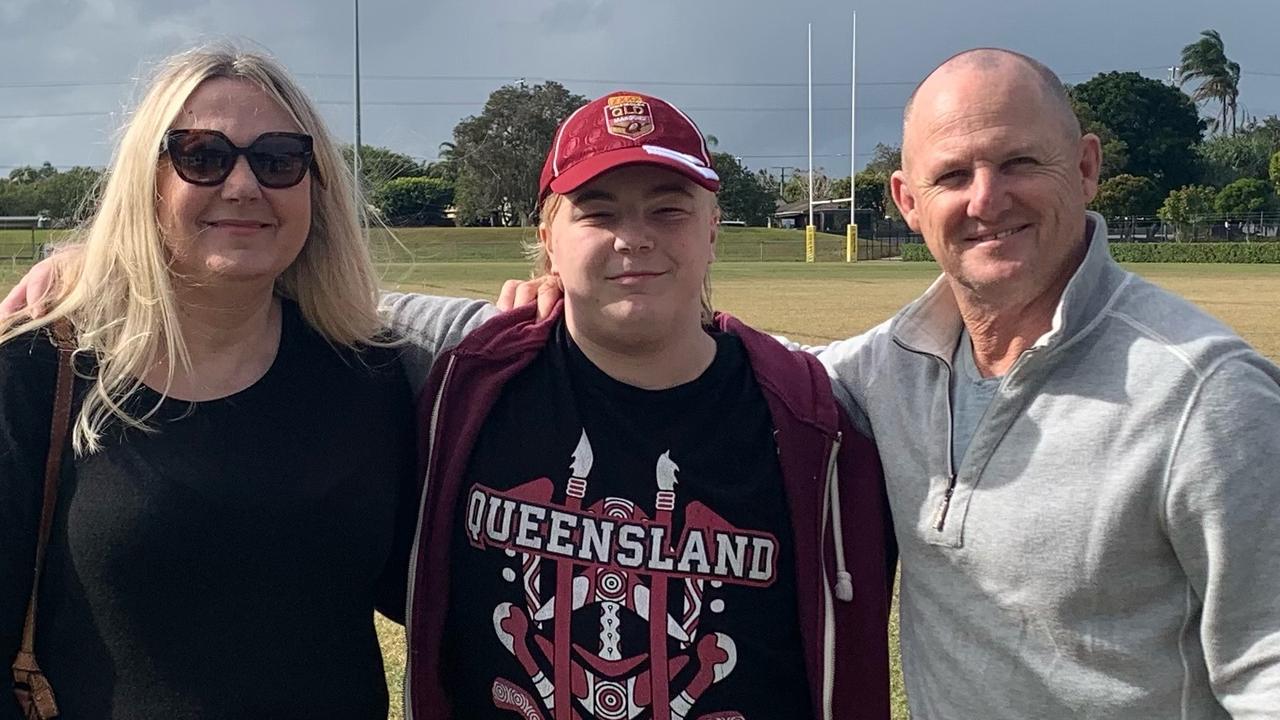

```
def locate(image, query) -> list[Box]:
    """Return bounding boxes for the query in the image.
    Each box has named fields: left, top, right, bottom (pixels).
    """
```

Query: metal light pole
left=847, top=12, right=858, bottom=262
left=806, top=23, right=815, bottom=262
left=353, top=0, right=363, bottom=222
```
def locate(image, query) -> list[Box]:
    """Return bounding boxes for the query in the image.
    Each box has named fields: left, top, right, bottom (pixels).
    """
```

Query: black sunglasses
left=161, top=129, right=319, bottom=189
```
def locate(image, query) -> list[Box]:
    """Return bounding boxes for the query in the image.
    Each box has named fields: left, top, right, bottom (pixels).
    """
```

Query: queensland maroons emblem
left=605, top=95, right=655, bottom=140
left=468, top=430, right=770, bottom=720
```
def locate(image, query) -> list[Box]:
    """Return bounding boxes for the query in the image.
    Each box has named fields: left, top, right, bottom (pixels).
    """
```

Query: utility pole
left=771, top=166, right=790, bottom=198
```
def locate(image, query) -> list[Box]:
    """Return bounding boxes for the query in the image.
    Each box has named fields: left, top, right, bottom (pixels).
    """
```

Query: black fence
left=1105, top=215, right=1280, bottom=243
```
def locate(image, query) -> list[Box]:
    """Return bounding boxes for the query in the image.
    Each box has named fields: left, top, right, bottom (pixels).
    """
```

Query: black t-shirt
left=0, top=302, right=418, bottom=720
left=443, top=321, right=814, bottom=720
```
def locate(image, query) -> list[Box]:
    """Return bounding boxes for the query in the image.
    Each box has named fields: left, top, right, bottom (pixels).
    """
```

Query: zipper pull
left=932, top=474, right=957, bottom=531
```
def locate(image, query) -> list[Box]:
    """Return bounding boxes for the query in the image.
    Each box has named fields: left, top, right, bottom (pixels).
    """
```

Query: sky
left=2, top=0, right=1279, bottom=179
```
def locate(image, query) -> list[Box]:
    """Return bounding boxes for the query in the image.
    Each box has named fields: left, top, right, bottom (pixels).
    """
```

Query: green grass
left=0, top=228, right=69, bottom=260
left=365, top=225, right=896, bottom=263
left=0, top=226, right=892, bottom=264
left=381, top=259, right=1280, bottom=359
left=6, top=245, right=1279, bottom=720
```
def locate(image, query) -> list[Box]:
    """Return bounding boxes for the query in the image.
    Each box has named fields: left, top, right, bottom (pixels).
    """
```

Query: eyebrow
left=925, top=145, right=1041, bottom=172
left=646, top=183, right=695, bottom=199
left=570, top=183, right=696, bottom=204
left=571, top=189, right=616, bottom=204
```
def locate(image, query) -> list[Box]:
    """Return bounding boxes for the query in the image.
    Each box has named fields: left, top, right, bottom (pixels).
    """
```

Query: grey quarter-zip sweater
left=807, top=213, right=1280, bottom=719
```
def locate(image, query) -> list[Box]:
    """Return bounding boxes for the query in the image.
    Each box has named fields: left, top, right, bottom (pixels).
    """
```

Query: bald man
left=808, top=48, right=1280, bottom=718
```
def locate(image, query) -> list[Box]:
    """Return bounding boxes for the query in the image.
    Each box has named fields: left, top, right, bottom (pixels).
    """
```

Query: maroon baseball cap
left=539, top=91, right=720, bottom=201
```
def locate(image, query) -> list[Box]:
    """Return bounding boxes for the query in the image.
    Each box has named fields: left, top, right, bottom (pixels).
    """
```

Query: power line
left=330, top=99, right=906, bottom=111
left=0, top=73, right=915, bottom=89
left=2, top=150, right=873, bottom=170
left=0, top=111, right=121, bottom=120
left=0, top=103, right=908, bottom=121
left=0, top=65, right=1201, bottom=92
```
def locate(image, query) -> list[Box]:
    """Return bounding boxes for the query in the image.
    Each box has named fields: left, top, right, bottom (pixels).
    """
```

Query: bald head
left=902, top=49, right=1081, bottom=166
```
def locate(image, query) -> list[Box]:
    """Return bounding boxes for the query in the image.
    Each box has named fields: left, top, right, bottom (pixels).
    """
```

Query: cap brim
left=547, top=146, right=720, bottom=198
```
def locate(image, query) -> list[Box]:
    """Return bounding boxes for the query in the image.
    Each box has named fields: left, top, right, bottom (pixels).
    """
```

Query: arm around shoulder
left=380, top=292, right=499, bottom=398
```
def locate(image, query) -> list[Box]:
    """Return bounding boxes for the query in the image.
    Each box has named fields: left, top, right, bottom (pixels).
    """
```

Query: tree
left=1090, top=174, right=1161, bottom=219
left=1071, top=96, right=1129, bottom=180
left=0, top=165, right=101, bottom=219
left=1179, top=29, right=1241, bottom=135
left=449, top=81, right=588, bottom=226
left=1070, top=72, right=1205, bottom=194
left=7, top=162, right=59, bottom=184
left=754, top=168, right=781, bottom=199
left=710, top=153, right=774, bottom=225
left=863, top=143, right=901, bottom=176
left=423, top=153, right=458, bottom=184
left=0, top=178, right=37, bottom=216
left=1157, top=185, right=1218, bottom=241
left=1214, top=178, right=1275, bottom=215
left=830, top=175, right=851, bottom=201
left=780, top=169, right=834, bottom=203
left=1198, top=117, right=1280, bottom=185
left=373, top=176, right=455, bottom=226
left=1271, top=150, right=1280, bottom=196
left=853, top=170, right=888, bottom=219
left=38, top=166, right=102, bottom=220
left=341, top=144, right=427, bottom=198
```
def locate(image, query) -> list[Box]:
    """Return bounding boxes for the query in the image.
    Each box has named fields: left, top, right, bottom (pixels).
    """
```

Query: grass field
left=0, top=225, right=898, bottom=265
left=379, top=260, right=1280, bottom=359
left=4, top=250, right=1278, bottom=720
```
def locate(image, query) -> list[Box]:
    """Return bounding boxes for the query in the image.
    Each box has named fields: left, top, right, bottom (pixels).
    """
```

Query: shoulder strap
left=19, top=318, right=76, bottom=655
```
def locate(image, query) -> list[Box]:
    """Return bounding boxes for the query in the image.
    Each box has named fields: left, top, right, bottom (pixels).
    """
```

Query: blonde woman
left=0, top=46, right=437, bottom=719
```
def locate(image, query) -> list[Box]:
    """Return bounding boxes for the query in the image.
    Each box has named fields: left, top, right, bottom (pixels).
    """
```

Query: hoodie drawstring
left=826, top=432, right=853, bottom=602
left=821, top=431, right=849, bottom=720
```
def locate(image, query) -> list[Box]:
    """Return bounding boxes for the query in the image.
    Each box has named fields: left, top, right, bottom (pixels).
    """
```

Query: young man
left=400, top=91, right=893, bottom=720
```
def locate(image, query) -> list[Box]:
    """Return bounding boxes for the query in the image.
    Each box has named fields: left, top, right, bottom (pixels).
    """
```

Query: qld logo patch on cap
left=604, top=95, right=655, bottom=140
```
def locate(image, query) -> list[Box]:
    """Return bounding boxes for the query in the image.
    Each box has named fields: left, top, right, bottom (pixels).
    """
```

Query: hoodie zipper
left=403, top=353, right=457, bottom=720
left=932, top=356, right=958, bottom=532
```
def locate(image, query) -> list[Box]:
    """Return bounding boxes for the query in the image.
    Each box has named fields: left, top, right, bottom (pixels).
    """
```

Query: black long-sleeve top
left=1, top=302, right=418, bottom=719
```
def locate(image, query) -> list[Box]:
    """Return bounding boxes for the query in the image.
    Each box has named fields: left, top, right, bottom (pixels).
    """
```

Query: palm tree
left=1178, top=29, right=1242, bottom=135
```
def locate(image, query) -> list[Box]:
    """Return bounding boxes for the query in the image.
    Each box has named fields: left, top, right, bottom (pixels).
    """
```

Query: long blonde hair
left=0, top=43, right=382, bottom=455
left=529, top=191, right=717, bottom=325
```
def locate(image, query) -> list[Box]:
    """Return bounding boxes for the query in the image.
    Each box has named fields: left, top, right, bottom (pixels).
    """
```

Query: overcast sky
left=3, top=0, right=1279, bottom=178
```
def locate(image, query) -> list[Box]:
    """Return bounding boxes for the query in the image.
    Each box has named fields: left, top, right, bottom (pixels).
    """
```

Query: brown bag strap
left=19, top=318, right=76, bottom=655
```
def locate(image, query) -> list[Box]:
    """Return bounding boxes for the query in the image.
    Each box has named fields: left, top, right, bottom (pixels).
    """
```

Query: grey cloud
left=537, top=0, right=616, bottom=33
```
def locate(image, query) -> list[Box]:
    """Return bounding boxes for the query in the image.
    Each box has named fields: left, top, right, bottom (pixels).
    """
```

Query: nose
left=966, top=166, right=1012, bottom=222
left=220, top=156, right=263, bottom=201
left=612, top=219, right=655, bottom=255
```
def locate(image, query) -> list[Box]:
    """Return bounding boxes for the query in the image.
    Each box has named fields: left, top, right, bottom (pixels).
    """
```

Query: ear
left=708, top=203, right=720, bottom=263
left=890, top=169, right=922, bottom=232
left=538, top=222, right=558, bottom=275
left=1078, top=133, right=1103, bottom=205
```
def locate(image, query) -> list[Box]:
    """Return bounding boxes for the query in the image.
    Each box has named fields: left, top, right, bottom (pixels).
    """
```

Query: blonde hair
left=528, top=190, right=717, bottom=326
left=0, top=43, right=382, bottom=455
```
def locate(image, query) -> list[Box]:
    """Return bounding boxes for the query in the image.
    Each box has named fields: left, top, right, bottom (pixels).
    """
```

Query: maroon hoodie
left=404, top=303, right=894, bottom=720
